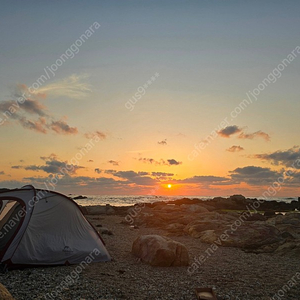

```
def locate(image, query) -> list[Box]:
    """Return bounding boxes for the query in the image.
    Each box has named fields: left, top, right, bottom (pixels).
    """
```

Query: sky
left=1, top=0, right=300, bottom=197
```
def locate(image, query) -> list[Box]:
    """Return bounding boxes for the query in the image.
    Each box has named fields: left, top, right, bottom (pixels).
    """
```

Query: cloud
left=0, top=180, right=25, bottom=189
left=179, top=175, right=230, bottom=185
left=50, top=119, right=78, bottom=135
left=104, top=169, right=117, bottom=175
left=0, top=171, right=4, bottom=175
left=108, top=160, right=119, bottom=166
left=84, top=131, right=106, bottom=140
left=13, top=155, right=83, bottom=175
left=253, top=147, right=300, bottom=168
left=138, top=158, right=156, bottom=164
left=87, top=160, right=94, bottom=163
left=0, top=98, right=48, bottom=118
left=151, top=172, right=174, bottom=177
left=0, top=81, right=79, bottom=135
left=151, top=172, right=174, bottom=180
left=229, top=166, right=281, bottom=185
left=158, top=139, right=167, bottom=145
left=19, top=117, right=48, bottom=134
left=218, top=126, right=270, bottom=141
left=167, top=159, right=181, bottom=166
left=227, top=145, right=244, bottom=152
left=238, top=131, right=270, bottom=141
left=35, top=74, right=92, bottom=99
left=21, top=99, right=48, bottom=116
left=138, top=158, right=182, bottom=166
left=95, top=168, right=102, bottom=174
left=106, top=170, right=157, bottom=186
left=218, top=125, right=242, bottom=138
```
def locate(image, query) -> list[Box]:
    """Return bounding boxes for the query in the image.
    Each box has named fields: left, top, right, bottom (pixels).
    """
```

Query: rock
left=0, top=283, right=14, bottom=300
left=86, top=205, right=116, bottom=215
left=181, top=204, right=209, bottom=214
left=274, top=241, right=300, bottom=257
left=99, top=227, right=113, bottom=235
left=264, top=211, right=276, bottom=217
left=153, top=204, right=181, bottom=212
left=198, top=230, right=218, bottom=244
left=220, top=224, right=284, bottom=251
left=132, top=235, right=189, bottom=267
left=284, top=212, right=300, bottom=220
left=168, top=198, right=200, bottom=205
left=247, top=213, right=267, bottom=221
left=73, top=195, right=87, bottom=200
left=165, top=223, right=185, bottom=235
left=229, top=194, right=246, bottom=201
left=184, top=220, right=227, bottom=238
left=276, top=224, right=300, bottom=239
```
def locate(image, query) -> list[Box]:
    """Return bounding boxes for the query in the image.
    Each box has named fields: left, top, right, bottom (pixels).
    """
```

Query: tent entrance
left=0, top=198, right=26, bottom=254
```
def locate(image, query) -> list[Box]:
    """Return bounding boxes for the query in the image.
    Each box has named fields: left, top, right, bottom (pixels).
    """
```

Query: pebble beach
left=1, top=211, right=300, bottom=300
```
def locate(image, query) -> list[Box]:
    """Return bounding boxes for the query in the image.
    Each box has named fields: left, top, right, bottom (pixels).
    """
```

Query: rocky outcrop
left=133, top=200, right=300, bottom=256
left=132, top=235, right=189, bottom=267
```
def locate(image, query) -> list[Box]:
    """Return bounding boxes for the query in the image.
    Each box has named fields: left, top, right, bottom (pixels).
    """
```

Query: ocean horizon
left=72, top=194, right=299, bottom=207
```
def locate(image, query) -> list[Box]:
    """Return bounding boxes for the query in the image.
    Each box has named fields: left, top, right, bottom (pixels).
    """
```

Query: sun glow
left=167, top=184, right=172, bottom=189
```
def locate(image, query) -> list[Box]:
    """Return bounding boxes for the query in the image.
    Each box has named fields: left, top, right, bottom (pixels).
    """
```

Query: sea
left=72, top=195, right=298, bottom=207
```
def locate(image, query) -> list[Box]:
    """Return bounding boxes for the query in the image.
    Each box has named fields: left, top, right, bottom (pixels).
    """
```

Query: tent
left=0, top=185, right=111, bottom=269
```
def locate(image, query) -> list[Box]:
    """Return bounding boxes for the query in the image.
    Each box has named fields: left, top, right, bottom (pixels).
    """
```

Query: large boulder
left=197, top=224, right=284, bottom=253
left=0, top=283, right=14, bottom=300
left=221, top=224, right=284, bottom=251
left=132, top=235, right=189, bottom=267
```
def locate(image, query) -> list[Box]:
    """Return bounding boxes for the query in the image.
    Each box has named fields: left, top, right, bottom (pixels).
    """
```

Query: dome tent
left=0, top=185, right=111, bottom=269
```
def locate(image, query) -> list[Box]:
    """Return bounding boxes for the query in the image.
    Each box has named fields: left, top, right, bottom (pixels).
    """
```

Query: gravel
left=1, top=215, right=300, bottom=300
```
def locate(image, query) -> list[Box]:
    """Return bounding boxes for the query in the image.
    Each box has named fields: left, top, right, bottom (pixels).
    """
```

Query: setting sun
left=167, top=184, right=172, bottom=189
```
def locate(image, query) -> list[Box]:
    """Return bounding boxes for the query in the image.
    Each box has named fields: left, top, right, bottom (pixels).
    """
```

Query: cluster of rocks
left=146, top=194, right=300, bottom=212
left=128, top=199, right=300, bottom=257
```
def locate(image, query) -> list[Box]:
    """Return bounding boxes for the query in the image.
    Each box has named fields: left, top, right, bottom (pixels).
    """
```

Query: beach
left=1, top=197, right=300, bottom=300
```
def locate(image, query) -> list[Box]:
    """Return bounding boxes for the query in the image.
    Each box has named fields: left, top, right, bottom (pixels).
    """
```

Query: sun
left=167, top=184, right=172, bottom=189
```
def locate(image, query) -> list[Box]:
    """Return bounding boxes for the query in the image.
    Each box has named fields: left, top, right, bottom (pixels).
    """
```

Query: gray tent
left=0, top=185, right=111, bottom=268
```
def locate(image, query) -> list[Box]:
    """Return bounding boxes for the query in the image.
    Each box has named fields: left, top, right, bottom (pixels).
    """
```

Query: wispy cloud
left=177, top=175, right=230, bottom=185
left=108, top=160, right=119, bottom=166
left=84, top=130, right=106, bottom=140
left=238, top=130, right=270, bottom=141
left=227, top=145, right=244, bottom=152
left=158, top=139, right=167, bottom=145
left=35, top=74, right=92, bottom=99
left=138, top=158, right=182, bottom=166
